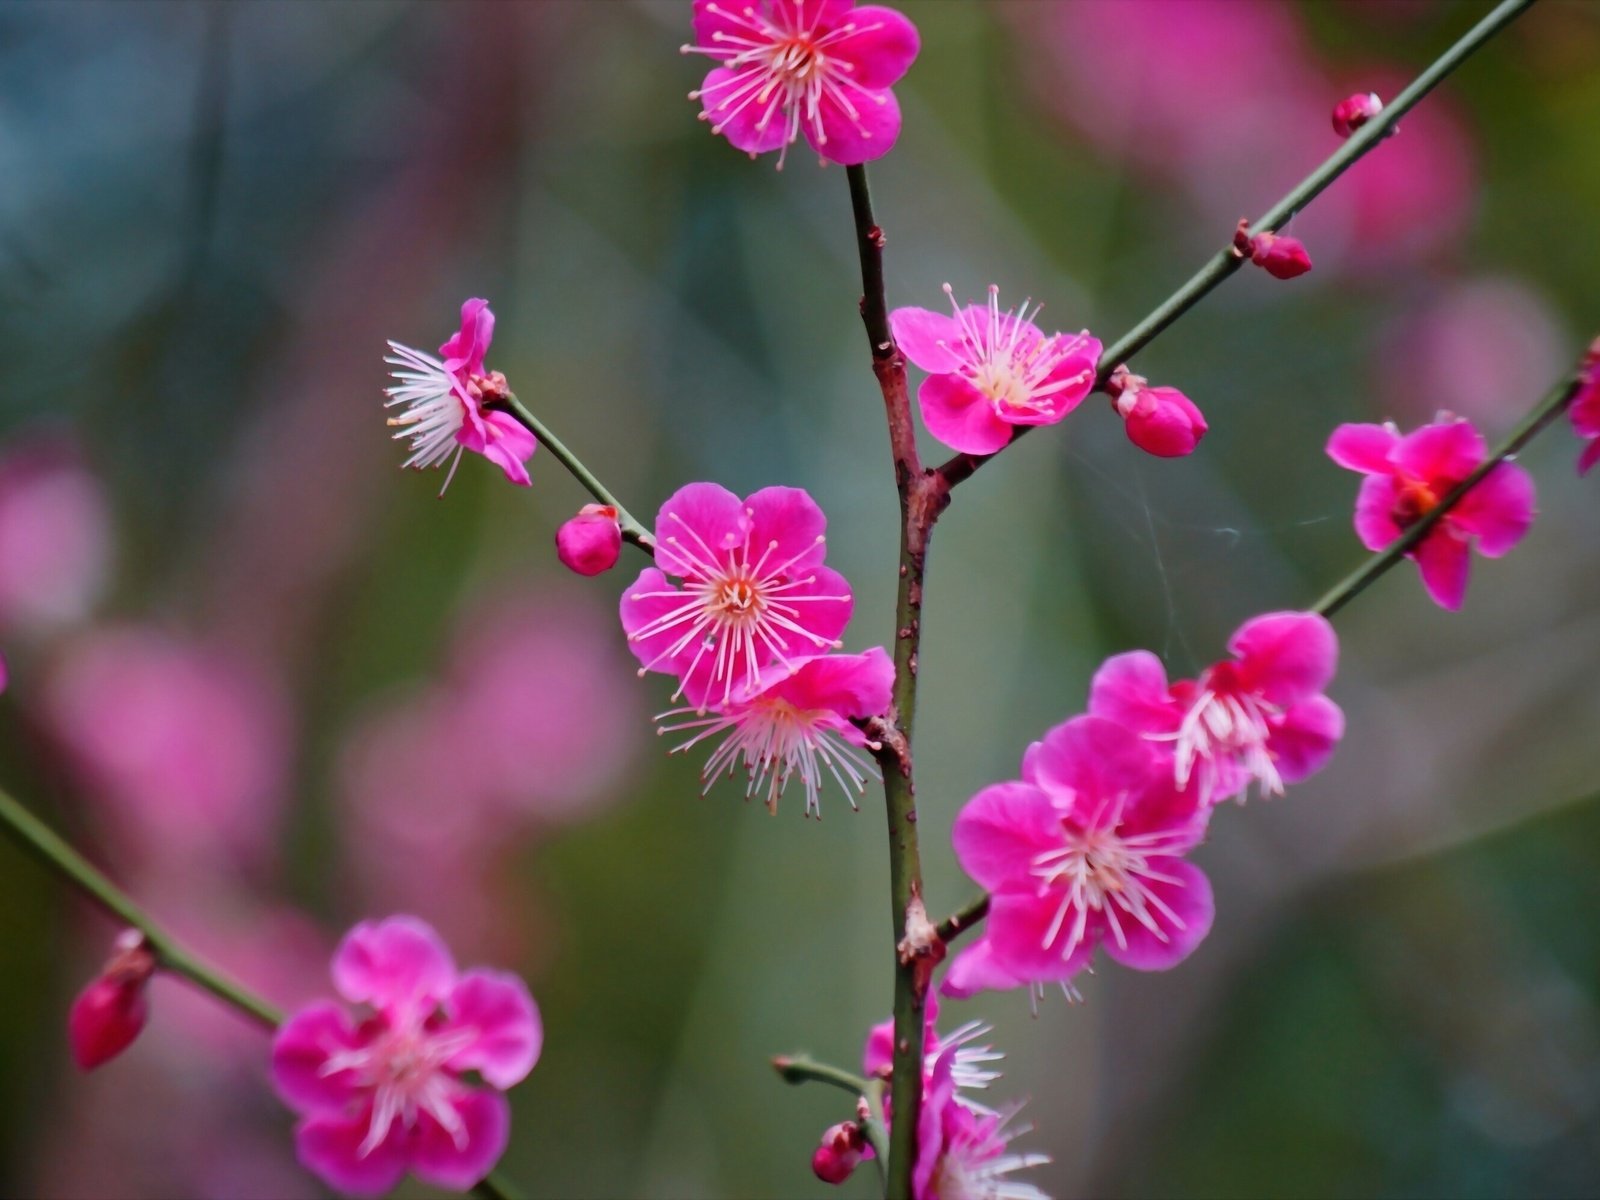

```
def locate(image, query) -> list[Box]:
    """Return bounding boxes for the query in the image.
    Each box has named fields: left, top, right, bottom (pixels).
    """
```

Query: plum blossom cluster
left=271, top=917, right=540, bottom=1196
left=621, top=483, right=890, bottom=816
left=945, top=613, right=1341, bottom=999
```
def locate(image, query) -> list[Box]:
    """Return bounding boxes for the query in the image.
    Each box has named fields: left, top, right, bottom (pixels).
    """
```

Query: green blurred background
left=1, top=1, right=1598, bottom=1196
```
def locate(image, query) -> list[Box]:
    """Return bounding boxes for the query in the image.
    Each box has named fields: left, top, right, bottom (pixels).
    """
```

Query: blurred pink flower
left=912, top=1045, right=1049, bottom=1200
left=891, top=285, right=1100, bottom=455
left=68, top=930, right=154, bottom=1071
left=659, top=647, right=891, bottom=817
left=271, top=916, right=540, bottom=1197
left=385, top=298, right=536, bottom=493
left=1374, top=277, right=1567, bottom=425
left=1107, top=367, right=1207, bottom=458
left=1090, top=612, right=1343, bottom=805
left=555, top=504, right=623, bottom=576
left=1572, top=341, right=1600, bottom=476
left=952, top=716, right=1213, bottom=988
left=683, top=0, right=920, bottom=168
left=44, top=627, right=290, bottom=868
left=622, top=483, right=853, bottom=707
left=1327, top=416, right=1537, bottom=609
left=0, top=437, right=111, bottom=634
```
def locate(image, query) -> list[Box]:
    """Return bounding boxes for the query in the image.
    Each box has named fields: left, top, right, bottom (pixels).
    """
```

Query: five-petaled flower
left=385, top=299, right=537, bottom=495
left=682, top=0, right=920, bottom=168
left=658, top=646, right=891, bottom=816
left=271, top=916, right=541, bottom=1197
left=951, top=715, right=1214, bottom=989
left=913, top=1043, right=1050, bottom=1200
left=891, top=285, right=1102, bottom=456
left=1090, top=612, right=1344, bottom=806
left=620, top=482, right=854, bottom=709
left=1327, top=415, right=1536, bottom=610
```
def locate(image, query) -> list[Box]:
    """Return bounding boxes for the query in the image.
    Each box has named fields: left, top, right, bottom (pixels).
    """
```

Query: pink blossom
left=682, top=0, right=920, bottom=168
left=555, top=504, right=623, bottom=576
left=68, top=930, right=155, bottom=1070
left=271, top=916, right=541, bottom=1197
left=1327, top=416, right=1537, bottom=610
left=890, top=285, right=1101, bottom=455
left=621, top=483, right=853, bottom=708
left=913, top=1046, right=1049, bottom=1200
left=862, top=992, right=1003, bottom=1115
left=385, top=299, right=537, bottom=494
left=1107, top=366, right=1207, bottom=458
left=812, top=1121, right=871, bottom=1184
left=1091, top=611, right=1343, bottom=805
left=952, top=716, right=1213, bottom=987
left=0, top=437, right=111, bottom=634
left=1236, top=223, right=1314, bottom=280
left=44, top=627, right=290, bottom=868
left=1571, top=341, right=1600, bottom=476
left=658, top=647, right=890, bottom=816
left=1332, top=91, right=1383, bottom=138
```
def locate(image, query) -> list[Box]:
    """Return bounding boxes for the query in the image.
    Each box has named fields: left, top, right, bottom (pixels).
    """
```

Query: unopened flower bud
left=555, top=504, right=622, bottom=576
left=1332, top=92, right=1383, bottom=138
left=68, top=930, right=155, bottom=1070
left=1110, top=368, right=1208, bottom=458
left=812, top=1121, right=869, bottom=1185
left=1234, top=220, right=1313, bottom=280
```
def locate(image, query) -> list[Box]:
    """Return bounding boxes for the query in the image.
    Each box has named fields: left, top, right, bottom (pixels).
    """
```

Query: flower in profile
left=658, top=647, right=890, bottom=816
left=952, top=716, right=1213, bottom=987
left=555, top=504, right=623, bottom=576
left=68, top=930, right=155, bottom=1070
left=913, top=1045, right=1050, bottom=1200
left=1090, top=612, right=1344, bottom=805
left=1234, top=220, right=1313, bottom=280
left=890, top=285, right=1101, bottom=455
left=1326, top=415, right=1536, bottom=609
left=384, top=299, right=537, bottom=494
left=1106, top=366, right=1207, bottom=458
left=1332, top=91, right=1383, bottom=138
left=621, top=483, right=854, bottom=708
left=682, top=0, right=920, bottom=168
left=1571, top=340, right=1600, bottom=477
left=271, top=916, right=541, bottom=1196
left=812, top=1121, right=872, bottom=1185
left=862, top=992, right=1004, bottom=1114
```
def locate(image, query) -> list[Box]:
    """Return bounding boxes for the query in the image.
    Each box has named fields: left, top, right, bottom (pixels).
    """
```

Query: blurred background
left=0, top=0, right=1598, bottom=1196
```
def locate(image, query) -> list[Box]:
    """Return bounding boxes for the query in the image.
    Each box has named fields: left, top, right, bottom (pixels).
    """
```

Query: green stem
left=497, top=393, right=655, bottom=552
left=933, top=892, right=990, bottom=946
left=772, top=1054, right=872, bottom=1097
left=1312, top=369, right=1584, bottom=618
left=0, top=784, right=524, bottom=1200
left=938, top=0, right=1538, bottom=490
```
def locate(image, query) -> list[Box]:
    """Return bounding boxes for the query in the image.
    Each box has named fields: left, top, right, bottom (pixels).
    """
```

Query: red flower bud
left=1332, top=92, right=1383, bottom=138
left=68, top=930, right=155, bottom=1070
left=811, top=1121, right=868, bottom=1185
left=1111, top=369, right=1208, bottom=458
left=555, top=504, right=622, bottom=576
left=1250, top=233, right=1313, bottom=279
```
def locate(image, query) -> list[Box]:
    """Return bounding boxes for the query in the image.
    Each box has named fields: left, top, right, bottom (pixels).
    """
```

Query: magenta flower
left=1326, top=416, right=1536, bottom=609
left=658, top=647, right=890, bottom=816
left=952, top=716, right=1213, bottom=987
left=891, top=285, right=1101, bottom=455
left=1331, top=91, right=1383, bottom=138
left=68, top=930, right=155, bottom=1071
left=1107, top=366, right=1207, bottom=458
left=862, top=992, right=1003, bottom=1116
left=1233, top=222, right=1314, bottom=280
left=621, top=483, right=853, bottom=708
left=812, top=1121, right=872, bottom=1185
left=271, top=917, right=541, bottom=1196
left=682, top=0, right=920, bottom=169
left=385, top=299, right=537, bottom=494
left=912, top=1045, right=1049, bottom=1200
left=1091, top=611, right=1343, bottom=805
left=1571, top=342, right=1600, bottom=476
left=555, top=504, right=623, bottom=576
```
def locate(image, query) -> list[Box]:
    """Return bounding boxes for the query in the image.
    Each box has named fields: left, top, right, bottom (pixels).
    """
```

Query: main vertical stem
left=847, top=163, right=944, bottom=1199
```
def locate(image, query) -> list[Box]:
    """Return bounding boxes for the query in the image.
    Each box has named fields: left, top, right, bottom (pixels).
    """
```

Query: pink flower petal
left=833, top=6, right=921, bottom=89
left=745, top=485, right=828, bottom=575
left=439, top=298, right=494, bottom=377
left=652, top=482, right=749, bottom=578
left=1086, top=650, right=1179, bottom=736
left=271, top=1001, right=366, bottom=1115
left=1227, top=611, right=1338, bottom=706
left=697, top=66, right=791, bottom=156
left=1394, top=418, right=1485, bottom=483
left=918, top=374, right=1014, bottom=455
left=951, top=781, right=1062, bottom=891
left=1353, top=474, right=1403, bottom=551
left=939, top=937, right=1023, bottom=999
left=1415, top=528, right=1471, bottom=610
left=1023, top=715, right=1160, bottom=818
left=809, top=84, right=902, bottom=166
left=409, top=1089, right=512, bottom=1192
left=1098, top=859, right=1214, bottom=972
left=1451, top=460, right=1535, bottom=557
left=331, top=916, right=457, bottom=1016
left=889, top=307, right=966, bottom=374
left=442, top=970, right=543, bottom=1089
left=619, top=567, right=697, bottom=680
left=1020, top=334, right=1100, bottom=424
left=771, top=0, right=853, bottom=30
left=983, top=891, right=1097, bottom=983
left=295, top=1108, right=410, bottom=1198
left=862, top=1015, right=894, bottom=1077
left=1580, top=437, right=1600, bottom=477
left=769, top=647, right=894, bottom=717
left=1326, top=422, right=1400, bottom=474
left=463, top=411, right=536, bottom=487
left=1270, top=696, right=1345, bottom=786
